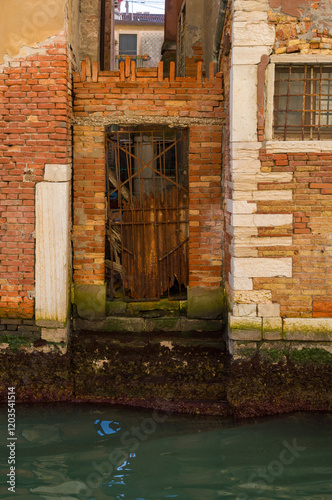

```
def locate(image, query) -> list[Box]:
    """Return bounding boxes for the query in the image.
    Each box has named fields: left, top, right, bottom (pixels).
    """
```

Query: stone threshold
left=73, top=315, right=223, bottom=333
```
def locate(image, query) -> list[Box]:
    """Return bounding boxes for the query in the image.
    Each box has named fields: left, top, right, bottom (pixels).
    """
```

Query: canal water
left=0, top=405, right=331, bottom=499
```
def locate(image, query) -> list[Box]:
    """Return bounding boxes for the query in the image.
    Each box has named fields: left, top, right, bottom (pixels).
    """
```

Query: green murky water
left=0, top=405, right=331, bottom=499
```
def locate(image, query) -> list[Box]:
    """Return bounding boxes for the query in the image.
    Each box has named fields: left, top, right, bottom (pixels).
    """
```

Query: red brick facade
left=0, top=32, right=72, bottom=319
left=72, top=57, right=224, bottom=290
left=257, top=150, right=332, bottom=318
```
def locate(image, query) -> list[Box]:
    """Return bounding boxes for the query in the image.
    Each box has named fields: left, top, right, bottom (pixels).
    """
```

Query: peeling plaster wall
left=203, top=0, right=220, bottom=66
left=0, top=0, right=66, bottom=64
left=79, top=0, right=101, bottom=64
left=68, top=0, right=81, bottom=67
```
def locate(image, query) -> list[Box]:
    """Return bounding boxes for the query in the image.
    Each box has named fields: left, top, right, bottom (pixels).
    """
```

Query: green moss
left=289, top=348, right=332, bottom=365
left=0, top=334, right=33, bottom=351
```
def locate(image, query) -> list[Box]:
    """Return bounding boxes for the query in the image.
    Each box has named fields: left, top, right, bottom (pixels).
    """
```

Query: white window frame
left=265, top=54, right=332, bottom=153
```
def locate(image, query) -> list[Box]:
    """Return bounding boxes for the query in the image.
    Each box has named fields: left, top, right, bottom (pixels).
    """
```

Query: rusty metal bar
left=106, top=129, right=189, bottom=300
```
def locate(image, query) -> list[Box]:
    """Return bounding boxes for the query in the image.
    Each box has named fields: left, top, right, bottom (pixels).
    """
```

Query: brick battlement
left=73, top=56, right=224, bottom=124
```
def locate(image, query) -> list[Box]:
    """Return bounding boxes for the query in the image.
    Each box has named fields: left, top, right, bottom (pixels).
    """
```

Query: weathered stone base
left=228, top=314, right=332, bottom=357
left=74, top=315, right=223, bottom=333
left=73, top=284, right=106, bottom=320
left=187, top=286, right=225, bottom=319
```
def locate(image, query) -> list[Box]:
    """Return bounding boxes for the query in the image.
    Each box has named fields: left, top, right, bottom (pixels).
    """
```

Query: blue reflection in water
left=94, top=420, right=121, bottom=436
left=0, top=406, right=331, bottom=499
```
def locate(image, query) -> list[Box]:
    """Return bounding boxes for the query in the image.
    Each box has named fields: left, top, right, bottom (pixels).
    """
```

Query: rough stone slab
left=230, top=330, right=262, bottom=341
left=103, top=317, right=146, bottom=332
left=180, top=318, right=223, bottom=332
left=145, top=317, right=182, bottom=332
left=44, top=164, right=71, bottom=182
left=258, top=303, right=281, bottom=318
left=283, top=318, right=332, bottom=341
left=41, top=327, right=69, bottom=343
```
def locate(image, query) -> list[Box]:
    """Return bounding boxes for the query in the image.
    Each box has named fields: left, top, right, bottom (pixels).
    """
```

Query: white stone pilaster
left=35, top=165, right=71, bottom=333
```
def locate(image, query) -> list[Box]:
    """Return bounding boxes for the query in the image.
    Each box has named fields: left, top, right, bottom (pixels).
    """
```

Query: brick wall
left=256, top=150, right=332, bottom=318
left=0, top=32, right=72, bottom=319
left=73, top=57, right=224, bottom=290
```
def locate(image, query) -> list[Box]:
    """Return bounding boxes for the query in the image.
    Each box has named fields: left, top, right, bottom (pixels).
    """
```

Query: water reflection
left=0, top=406, right=331, bottom=499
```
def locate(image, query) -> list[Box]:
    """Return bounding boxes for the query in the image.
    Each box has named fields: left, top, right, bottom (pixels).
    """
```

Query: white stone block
left=232, top=45, right=271, bottom=65
left=230, top=64, right=258, bottom=143
left=227, top=200, right=257, bottom=214
left=232, top=141, right=261, bottom=159
left=266, top=141, right=332, bottom=154
left=234, top=0, right=269, bottom=11
left=233, top=11, right=268, bottom=23
left=233, top=21, right=275, bottom=47
left=249, top=236, right=293, bottom=247
left=232, top=159, right=261, bottom=173
left=232, top=213, right=292, bottom=227
left=44, top=164, right=71, bottom=182
left=35, top=182, right=70, bottom=325
left=229, top=271, right=253, bottom=290
left=258, top=303, right=280, bottom=317
left=254, top=214, right=293, bottom=226
left=232, top=257, right=292, bottom=278
left=233, top=303, right=257, bottom=317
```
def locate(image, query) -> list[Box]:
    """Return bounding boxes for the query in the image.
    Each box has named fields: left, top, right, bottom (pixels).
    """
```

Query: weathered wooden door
left=106, top=128, right=189, bottom=300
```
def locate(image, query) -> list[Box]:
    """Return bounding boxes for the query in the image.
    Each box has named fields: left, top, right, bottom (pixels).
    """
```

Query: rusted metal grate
left=106, top=128, right=189, bottom=301
left=274, top=64, right=332, bottom=140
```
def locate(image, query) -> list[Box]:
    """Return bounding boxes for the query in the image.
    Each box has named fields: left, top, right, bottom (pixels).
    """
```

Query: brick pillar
left=72, top=125, right=106, bottom=319
left=187, top=125, right=223, bottom=319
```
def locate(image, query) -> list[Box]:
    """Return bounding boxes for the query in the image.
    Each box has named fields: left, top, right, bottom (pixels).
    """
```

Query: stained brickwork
left=256, top=150, right=332, bottom=318
left=72, top=58, right=224, bottom=290
left=0, top=32, right=72, bottom=319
